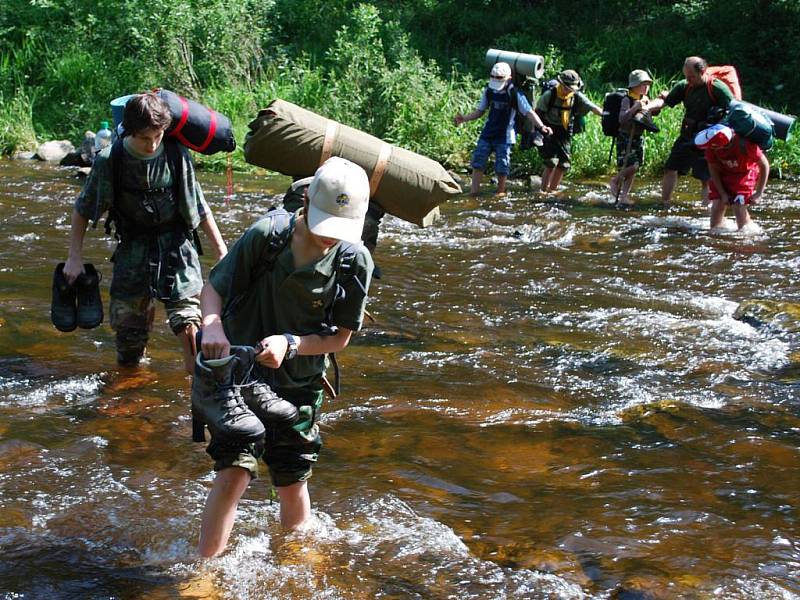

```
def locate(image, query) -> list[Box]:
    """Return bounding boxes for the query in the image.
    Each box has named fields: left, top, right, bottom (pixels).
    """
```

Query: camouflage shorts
left=109, top=294, right=201, bottom=334
left=207, top=388, right=325, bottom=487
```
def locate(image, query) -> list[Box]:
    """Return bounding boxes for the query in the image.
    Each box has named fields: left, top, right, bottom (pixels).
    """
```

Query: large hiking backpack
left=511, top=73, right=538, bottom=149
left=724, top=100, right=775, bottom=151
left=706, top=66, right=743, bottom=100
left=601, top=89, right=628, bottom=137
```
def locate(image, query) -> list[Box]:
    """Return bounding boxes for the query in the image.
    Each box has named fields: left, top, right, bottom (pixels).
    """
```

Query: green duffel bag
left=725, top=100, right=775, bottom=151
left=243, top=99, right=462, bottom=227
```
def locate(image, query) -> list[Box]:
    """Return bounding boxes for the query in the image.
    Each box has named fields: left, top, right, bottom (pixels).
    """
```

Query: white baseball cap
left=295, top=157, right=370, bottom=243
left=489, top=62, right=512, bottom=90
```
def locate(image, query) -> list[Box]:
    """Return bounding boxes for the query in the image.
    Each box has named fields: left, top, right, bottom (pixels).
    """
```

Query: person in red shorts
left=694, top=124, right=770, bottom=230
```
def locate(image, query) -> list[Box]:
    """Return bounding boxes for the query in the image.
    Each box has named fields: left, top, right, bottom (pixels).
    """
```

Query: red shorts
left=709, top=173, right=756, bottom=205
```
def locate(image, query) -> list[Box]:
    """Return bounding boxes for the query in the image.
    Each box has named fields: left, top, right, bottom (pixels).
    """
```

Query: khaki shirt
left=209, top=211, right=373, bottom=391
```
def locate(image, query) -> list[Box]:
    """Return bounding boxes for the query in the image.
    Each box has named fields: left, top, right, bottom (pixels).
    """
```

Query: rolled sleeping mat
left=485, top=48, right=545, bottom=80
left=243, top=99, right=462, bottom=227
left=736, top=100, right=795, bottom=142
left=155, top=89, right=236, bottom=154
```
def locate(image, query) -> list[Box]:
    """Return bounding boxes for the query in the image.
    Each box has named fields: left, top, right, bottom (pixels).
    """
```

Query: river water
left=0, top=159, right=798, bottom=599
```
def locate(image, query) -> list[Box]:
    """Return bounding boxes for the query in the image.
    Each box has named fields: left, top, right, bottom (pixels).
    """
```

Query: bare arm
left=454, top=109, right=486, bottom=126
left=199, top=281, right=230, bottom=358
left=750, top=153, right=770, bottom=204
left=707, top=160, right=729, bottom=203
left=64, top=209, right=89, bottom=284
left=525, top=110, right=552, bottom=135
left=256, top=328, right=354, bottom=369
left=200, top=212, right=228, bottom=261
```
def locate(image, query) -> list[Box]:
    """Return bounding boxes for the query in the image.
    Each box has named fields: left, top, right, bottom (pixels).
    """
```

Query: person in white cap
left=694, top=124, right=770, bottom=230
left=195, top=156, right=374, bottom=557
left=455, top=61, right=551, bottom=196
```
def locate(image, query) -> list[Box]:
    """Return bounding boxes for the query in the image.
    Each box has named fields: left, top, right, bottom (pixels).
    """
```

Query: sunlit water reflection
left=0, top=160, right=798, bottom=598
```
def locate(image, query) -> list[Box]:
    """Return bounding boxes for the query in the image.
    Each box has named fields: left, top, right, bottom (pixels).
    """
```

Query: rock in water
left=36, top=140, right=75, bottom=162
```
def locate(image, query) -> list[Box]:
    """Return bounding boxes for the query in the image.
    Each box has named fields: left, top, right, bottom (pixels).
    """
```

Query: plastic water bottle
left=94, top=121, right=113, bottom=151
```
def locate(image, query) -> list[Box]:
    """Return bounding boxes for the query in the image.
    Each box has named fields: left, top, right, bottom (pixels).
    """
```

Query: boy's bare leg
left=496, top=175, right=507, bottom=195
left=179, top=323, right=198, bottom=375
left=199, top=467, right=252, bottom=558
left=620, top=167, right=638, bottom=205
left=661, top=169, right=678, bottom=207
left=709, top=198, right=728, bottom=229
left=733, top=203, right=753, bottom=229
left=701, top=180, right=710, bottom=204
left=277, top=480, right=311, bottom=530
left=470, top=169, right=483, bottom=196
left=541, top=167, right=553, bottom=192
left=549, top=167, right=566, bottom=192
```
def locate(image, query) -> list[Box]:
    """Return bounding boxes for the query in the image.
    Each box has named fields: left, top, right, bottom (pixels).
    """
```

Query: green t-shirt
left=664, top=78, right=734, bottom=122
left=209, top=211, right=374, bottom=391
left=75, top=140, right=208, bottom=301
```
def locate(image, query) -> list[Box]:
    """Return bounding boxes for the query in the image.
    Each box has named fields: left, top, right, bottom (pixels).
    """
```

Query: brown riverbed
left=0, top=159, right=798, bottom=599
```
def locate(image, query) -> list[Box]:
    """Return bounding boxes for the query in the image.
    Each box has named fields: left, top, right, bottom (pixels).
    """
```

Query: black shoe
left=191, top=346, right=265, bottom=443
left=243, top=383, right=299, bottom=427
left=75, top=263, right=103, bottom=329
left=51, top=263, right=77, bottom=332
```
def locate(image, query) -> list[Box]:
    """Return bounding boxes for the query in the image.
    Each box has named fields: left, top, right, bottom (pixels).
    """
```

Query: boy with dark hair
left=695, top=124, right=770, bottom=231
left=63, top=92, right=227, bottom=374
left=536, top=69, right=602, bottom=193
left=196, top=156, right=374, bottom=557
left=455, top=62, right=551, bottom=196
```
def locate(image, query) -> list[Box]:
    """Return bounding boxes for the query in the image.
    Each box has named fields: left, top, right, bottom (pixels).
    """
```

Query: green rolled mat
left=243, top=99, right=462, bottom=227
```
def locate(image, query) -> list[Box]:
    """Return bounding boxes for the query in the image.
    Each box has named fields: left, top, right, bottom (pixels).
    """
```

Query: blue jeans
left=471, top=138, right=511, bottom=175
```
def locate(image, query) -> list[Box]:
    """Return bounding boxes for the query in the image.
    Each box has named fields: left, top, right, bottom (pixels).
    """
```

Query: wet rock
left=12, top=150, right=37, bottom=160
left=36, top=140, right=75, bottom=162
left=733, top=299, right=800, bottom=334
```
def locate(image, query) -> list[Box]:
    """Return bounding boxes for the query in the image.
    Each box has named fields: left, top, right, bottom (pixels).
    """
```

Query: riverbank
left=2, top=1, right=798, bottom=178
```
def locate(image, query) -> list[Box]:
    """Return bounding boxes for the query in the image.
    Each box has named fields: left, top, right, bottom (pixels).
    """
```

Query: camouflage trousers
left=109, top=294, right=201, bottom=365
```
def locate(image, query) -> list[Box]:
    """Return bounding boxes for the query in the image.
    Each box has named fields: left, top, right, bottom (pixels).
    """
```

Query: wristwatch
left=283, top=333, right=300, bottom=360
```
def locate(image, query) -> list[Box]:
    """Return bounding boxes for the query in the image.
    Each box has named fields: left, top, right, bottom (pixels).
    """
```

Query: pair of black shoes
left=51, top=263, right=103, bottom=332
left=191, top=345, right=300, bottom=444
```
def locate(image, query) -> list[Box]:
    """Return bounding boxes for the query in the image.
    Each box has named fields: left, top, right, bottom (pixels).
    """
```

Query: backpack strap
left=221, top=208, right=294, bottom=321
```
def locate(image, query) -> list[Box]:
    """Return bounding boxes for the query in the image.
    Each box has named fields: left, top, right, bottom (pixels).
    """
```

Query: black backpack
left=601, top=89, right=628, bottom=137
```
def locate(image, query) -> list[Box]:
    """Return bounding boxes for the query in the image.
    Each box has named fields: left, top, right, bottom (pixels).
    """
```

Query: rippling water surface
left=0, top=160, right=798, bottom=599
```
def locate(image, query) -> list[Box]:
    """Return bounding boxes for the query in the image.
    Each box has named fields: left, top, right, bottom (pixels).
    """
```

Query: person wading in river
left=645, top=56, right=734, bottom=208
left=695, top=123, right=770, bottom=231
left=196, top=156, right=374, bottom=557
left=63, top=92, right=227, bottom=374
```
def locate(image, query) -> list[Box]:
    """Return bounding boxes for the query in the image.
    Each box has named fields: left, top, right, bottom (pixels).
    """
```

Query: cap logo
left=336, top=193, right=350, bottom=206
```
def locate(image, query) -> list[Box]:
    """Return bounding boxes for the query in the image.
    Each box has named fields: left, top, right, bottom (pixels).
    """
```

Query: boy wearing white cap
left=694, top=124, right=770, bottom=230
left=196, top=156, right=374, bottom=557
left=455, top=61, right=551, bottom=196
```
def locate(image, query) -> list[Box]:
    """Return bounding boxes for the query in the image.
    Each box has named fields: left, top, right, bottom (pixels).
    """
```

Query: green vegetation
left=1, top=0, right=798, bottom=177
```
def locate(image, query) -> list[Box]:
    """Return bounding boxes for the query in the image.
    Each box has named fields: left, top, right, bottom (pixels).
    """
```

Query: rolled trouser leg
left=110, top=295, right=155, bottom=367
left=165, top=296, right=202, bottom=375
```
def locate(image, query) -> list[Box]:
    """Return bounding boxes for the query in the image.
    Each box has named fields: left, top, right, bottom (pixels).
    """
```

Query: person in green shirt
left=64, top=93, right=227, bottom=374
left=646, top=56, right=734, bottom=207
left=196, top=156, right=374, bottom=558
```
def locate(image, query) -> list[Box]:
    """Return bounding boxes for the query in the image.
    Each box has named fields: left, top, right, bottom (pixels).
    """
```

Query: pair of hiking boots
left=51, top=262, right=103, bottom=332
left=191, top=345, right=301, bottom=444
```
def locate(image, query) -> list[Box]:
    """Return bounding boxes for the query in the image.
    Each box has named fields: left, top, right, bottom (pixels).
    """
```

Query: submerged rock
left=733, top=299, right=800, bottom=333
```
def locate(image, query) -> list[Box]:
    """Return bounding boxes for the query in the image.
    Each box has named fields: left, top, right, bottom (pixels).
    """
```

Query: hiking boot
left=191, top=345, right=265, bottom=443
left=243, top=383, right=299, bottom=427
left=75, top=263, right=103, bottom=329
left=51, top=262, right=77, bottom=332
